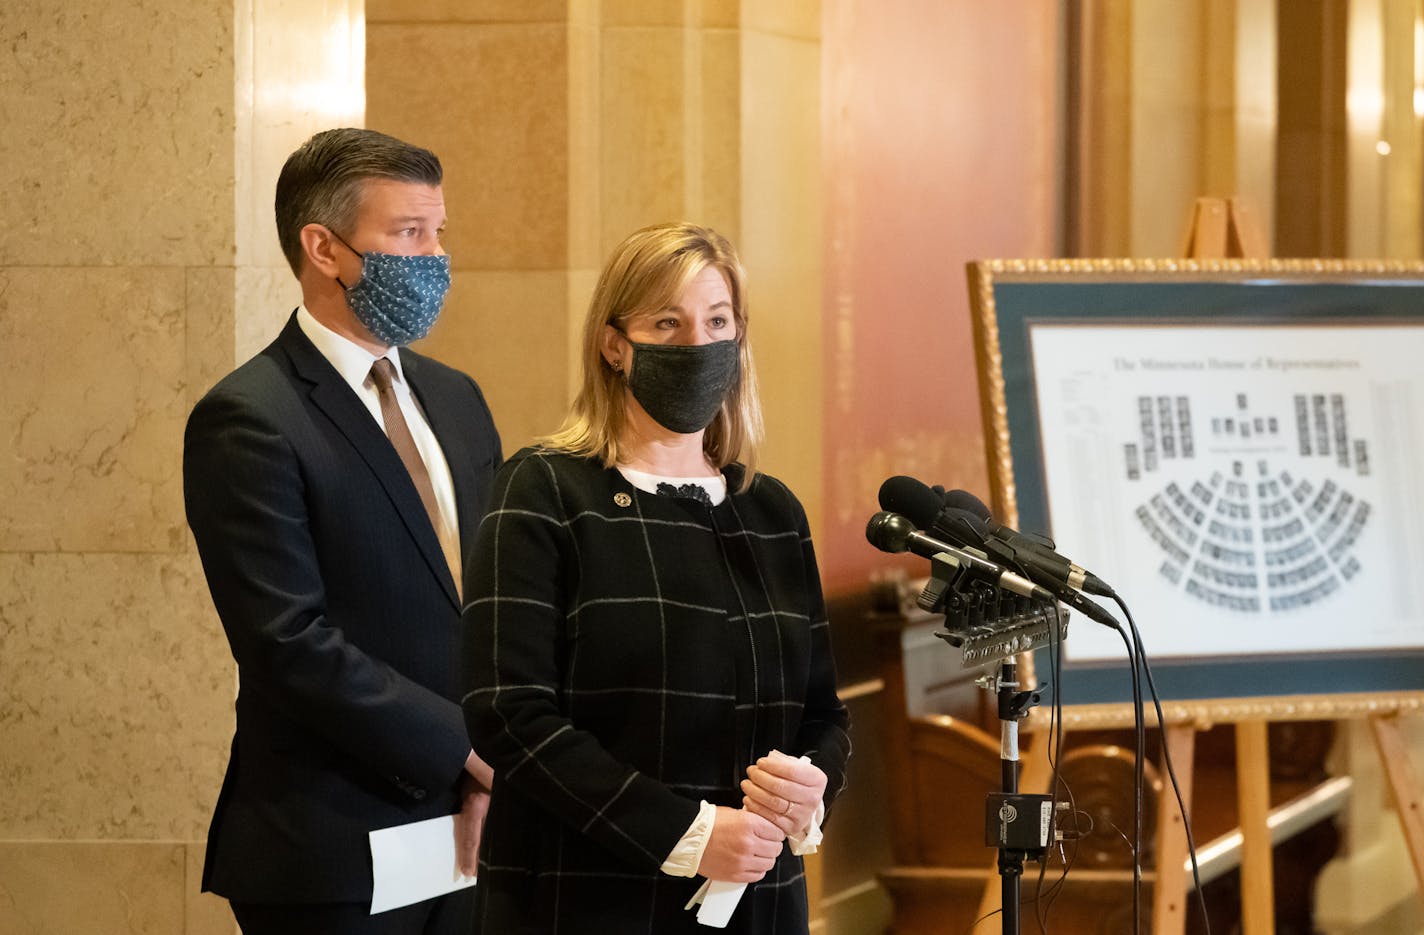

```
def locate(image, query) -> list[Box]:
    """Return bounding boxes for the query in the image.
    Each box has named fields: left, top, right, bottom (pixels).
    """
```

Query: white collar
left=617, top=466, right=728, bottom=505
left=296, top=306, right=405, bottom=388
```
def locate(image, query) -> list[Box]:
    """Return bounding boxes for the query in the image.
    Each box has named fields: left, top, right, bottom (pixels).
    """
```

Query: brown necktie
left=369, top=358, right=462, bottom=598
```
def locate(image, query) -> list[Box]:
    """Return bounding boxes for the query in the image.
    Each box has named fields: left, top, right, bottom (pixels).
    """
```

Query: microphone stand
left=978, top=656, right=1051, bottom=935
left=900, top=550, right=1064, bottom=935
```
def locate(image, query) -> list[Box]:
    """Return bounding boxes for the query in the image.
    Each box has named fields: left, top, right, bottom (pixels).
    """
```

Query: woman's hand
left=740, top=750, right=827, bottom=835
left=695, top=806, right=785, bottom=882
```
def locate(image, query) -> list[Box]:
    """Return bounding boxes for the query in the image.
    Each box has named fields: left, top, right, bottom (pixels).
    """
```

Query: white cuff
left=661, top=800, right=718, bottom=877
left=787, top=799, right=825, bottom=855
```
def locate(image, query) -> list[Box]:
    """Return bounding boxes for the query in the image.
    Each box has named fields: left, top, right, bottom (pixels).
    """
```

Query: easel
left=971, top=198, right=1424, bottom=933
left=1168, top=195, right=1273, bottom=935
left=1161, top=197, right=1424, bottom=934
left=1178, top=195, right=1267, bottom=261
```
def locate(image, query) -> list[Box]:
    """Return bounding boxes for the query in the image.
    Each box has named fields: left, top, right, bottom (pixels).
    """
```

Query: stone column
left=365, top=0, right=824, bottom=526
left=0, top=1, right=361, bottom=932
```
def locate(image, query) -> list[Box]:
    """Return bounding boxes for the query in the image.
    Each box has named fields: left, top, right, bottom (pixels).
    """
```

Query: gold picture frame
left=967, top=258, right=1424, bottom=721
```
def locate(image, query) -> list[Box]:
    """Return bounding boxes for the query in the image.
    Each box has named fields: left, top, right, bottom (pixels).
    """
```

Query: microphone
left=878, top=476, right=1117, bottom=598
left=865, top=511, right=1054, bottom=602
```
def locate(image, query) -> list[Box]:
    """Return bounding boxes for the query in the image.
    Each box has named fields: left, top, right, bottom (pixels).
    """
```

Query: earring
left=609, top=358, right=623, bottom=372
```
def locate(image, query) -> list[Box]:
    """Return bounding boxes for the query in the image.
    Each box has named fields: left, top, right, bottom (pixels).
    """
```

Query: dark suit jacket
left=184, top=313, right=501, bottom=903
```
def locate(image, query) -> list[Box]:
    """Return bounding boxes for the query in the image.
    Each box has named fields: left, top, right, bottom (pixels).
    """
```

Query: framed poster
left=967, top=259, right=1424, bottom=709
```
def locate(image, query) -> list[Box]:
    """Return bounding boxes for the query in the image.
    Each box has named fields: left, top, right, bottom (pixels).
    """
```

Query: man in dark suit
left=184, top=128, right=500, bottom=934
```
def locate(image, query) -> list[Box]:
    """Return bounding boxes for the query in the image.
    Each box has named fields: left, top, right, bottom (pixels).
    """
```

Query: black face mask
left=625, top=339, right=740, bottom=434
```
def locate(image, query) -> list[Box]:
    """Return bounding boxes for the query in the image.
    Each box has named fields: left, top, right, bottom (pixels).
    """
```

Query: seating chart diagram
left=1025, top=323, right=1424, bottom=662
left=1128, top=391, right=1370, bottom=614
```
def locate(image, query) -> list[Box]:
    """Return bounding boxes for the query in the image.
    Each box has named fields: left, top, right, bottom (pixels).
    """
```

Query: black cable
left=963, top=907, right=1002, bottom=935
left=1032, top=609, right=1070, bottom=934
left=1103, top=612, right=1145, bottom=935
left=1041, top=600, right=1145, bottom=934
left=1114, top=594, right=1213, bottom=935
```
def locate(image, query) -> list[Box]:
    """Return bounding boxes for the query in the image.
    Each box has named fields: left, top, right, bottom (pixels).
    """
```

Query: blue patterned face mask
left=332, top=233, right=451, bottom=347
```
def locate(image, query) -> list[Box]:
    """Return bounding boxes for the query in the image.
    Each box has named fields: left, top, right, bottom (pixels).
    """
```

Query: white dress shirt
left=296, top=308, right=461, bottom=569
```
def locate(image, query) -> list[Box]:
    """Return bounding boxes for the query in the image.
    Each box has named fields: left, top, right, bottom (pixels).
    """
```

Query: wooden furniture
left=868, top=581, right=1348, bottom=934
left=870, top=591, right=1158, bottom=934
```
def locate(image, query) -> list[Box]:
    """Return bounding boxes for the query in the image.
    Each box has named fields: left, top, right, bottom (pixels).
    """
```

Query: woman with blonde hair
left=462, top=222, right=850, bottom=933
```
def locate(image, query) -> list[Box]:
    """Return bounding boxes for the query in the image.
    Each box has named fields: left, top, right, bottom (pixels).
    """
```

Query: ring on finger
left=781, top=799, right=794, bottom=817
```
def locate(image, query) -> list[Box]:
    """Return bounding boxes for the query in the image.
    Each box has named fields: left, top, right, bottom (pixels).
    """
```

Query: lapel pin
left=613, top=492, right=632, bottom=508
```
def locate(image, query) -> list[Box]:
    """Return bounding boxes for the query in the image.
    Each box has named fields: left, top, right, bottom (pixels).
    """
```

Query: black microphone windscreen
left=865, top=510, right=915, bottom=553
left=877, top=476, right=943, bottom=530
left=938, top=507, right=990, bottom=548
left=942, top=488, right=991, bottom=519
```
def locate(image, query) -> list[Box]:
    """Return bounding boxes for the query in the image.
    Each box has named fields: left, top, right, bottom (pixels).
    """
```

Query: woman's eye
left=709, top=316, right=729, bottom=330
left=656, top=318, right=679, bottom=330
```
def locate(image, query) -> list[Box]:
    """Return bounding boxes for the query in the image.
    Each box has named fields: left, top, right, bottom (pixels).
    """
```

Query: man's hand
left=454, top=772, right=490, bottom=878
left=695, top=807, right=785, bottom=883
left=465, top=749, right=494, bottom=790
left=455, top=751, right=493, bottom=877
left=740, top=750, right=827, bottom=835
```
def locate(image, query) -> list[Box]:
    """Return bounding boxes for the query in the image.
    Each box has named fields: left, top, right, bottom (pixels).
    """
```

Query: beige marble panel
left=367, top=0, right=568, bottom=23
left=185, top=268, right=237, bottom=411
left=234, top=265, right=304, bottom=366
left=593, top=0, right=752, bottom=30
left=0, top=841, right=187, bottom=935
left=738, top=30, right=822, bottom=530
left=600, top=26, right=687, bottom=253
left=748, top=275, right=823, bottom=530
left=186, top=841, right=238, bottom=935
left=0, top=267, right=188, bottom=553
left=413, top=270, right=571, bottom=453
left=740, top=31, right=821, bottom=279
left=699, top=0, right=740, bottom=29
left=601, top=0, right=686, bottom=27
left=235, top=0, right=366, bottom=272
left=568, top=21, right=603, bottom=271
left=566, top=267, right=601, bottom=403
left=697, top=28, right=742, bottom=238
left=0, top=552, right=233, bottom=840
left=0, top=0, right=234, bottom=267
left=367, top=22, right=570, bottom=271
left=742, top=0, right=820, bottom=40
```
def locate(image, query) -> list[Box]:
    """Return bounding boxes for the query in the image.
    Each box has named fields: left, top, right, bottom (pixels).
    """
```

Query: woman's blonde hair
left=543, top=222, right=763, bottom=485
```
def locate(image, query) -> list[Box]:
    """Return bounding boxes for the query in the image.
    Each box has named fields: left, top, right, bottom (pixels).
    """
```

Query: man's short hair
left=274, top=128, right=442, bottom=276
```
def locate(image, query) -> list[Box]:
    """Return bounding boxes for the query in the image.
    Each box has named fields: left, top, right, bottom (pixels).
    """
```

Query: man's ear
left=299, top=224, right=343, bottom=280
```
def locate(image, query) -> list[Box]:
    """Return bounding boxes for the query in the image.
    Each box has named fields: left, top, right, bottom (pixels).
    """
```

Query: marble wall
left=369, top=0, right=826, bottom=531
left=0, top=0, right=361, bottom=932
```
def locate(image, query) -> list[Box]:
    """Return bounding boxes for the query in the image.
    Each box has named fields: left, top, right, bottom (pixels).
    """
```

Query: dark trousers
left=230, top=887, right=476, bottom=935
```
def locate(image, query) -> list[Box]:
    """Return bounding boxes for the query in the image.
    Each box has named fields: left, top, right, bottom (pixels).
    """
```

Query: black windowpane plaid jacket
left=462, top=448, right=851, bottom=933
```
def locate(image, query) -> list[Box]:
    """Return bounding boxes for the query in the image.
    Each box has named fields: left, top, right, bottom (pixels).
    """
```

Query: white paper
left=683, top=754, right=817, bottom=927
left=1027, top=323, right=1424, bottom=661
left=684, top=879, right=746, bottom=928
left=368, top=814, right=476, bottom=914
